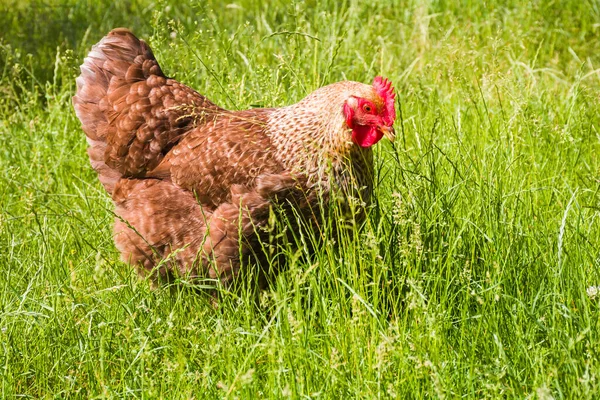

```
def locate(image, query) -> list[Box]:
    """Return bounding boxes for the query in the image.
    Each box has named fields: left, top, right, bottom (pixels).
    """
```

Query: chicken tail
left=73, top=28, right=221, bottom=194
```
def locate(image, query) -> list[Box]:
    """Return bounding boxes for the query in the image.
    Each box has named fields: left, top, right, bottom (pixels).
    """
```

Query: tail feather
left=73, top=28, right=221, bottom=194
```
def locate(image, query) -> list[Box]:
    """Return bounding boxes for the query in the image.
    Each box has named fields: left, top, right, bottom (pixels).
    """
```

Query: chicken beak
left=379, top=125, right=395, bottom=142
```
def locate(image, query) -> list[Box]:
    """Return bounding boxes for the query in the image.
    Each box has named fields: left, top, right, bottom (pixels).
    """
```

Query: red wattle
left=352, top=125, right=383, bottom=148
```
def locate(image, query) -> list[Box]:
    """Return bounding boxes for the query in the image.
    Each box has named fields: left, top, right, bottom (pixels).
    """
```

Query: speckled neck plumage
left=266, top=81, right=376, bottom=194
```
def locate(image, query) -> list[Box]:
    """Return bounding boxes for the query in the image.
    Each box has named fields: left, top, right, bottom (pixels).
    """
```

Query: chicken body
left=73, top=28, right=396, bottom=286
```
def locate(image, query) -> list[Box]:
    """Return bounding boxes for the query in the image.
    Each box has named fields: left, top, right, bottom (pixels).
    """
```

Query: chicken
left=73, top=28, right=396, bottom=287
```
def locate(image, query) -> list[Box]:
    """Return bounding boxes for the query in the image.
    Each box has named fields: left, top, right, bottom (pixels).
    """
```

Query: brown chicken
left=73, top=28, right=396, bottom=287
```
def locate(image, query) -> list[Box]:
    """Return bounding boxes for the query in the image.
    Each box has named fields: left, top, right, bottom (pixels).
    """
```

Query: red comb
left=373, top=76, right=396, bottom=126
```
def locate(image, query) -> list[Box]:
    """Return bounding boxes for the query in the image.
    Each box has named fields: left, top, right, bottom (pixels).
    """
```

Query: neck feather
left=265, top=82, right=376, bottom=197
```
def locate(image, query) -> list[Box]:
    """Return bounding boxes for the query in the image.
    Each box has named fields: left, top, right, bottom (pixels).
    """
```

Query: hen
left=73, top=28, right=396, bottom=287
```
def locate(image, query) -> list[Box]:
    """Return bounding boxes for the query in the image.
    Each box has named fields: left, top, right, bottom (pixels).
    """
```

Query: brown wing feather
left=73, top=28, right=222, bottom=193
left=113, top=178, right=210, bottom=280
left=113, top=172, right=312, bottom=287
left=149, top=109, right=284, bottom=208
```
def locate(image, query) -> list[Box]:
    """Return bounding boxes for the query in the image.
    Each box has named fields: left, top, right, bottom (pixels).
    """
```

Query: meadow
left=1, top=0, right=600, bottom=397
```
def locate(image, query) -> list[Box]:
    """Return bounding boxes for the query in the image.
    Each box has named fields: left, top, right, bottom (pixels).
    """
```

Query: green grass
left=1, top=0, right=600, bottom=397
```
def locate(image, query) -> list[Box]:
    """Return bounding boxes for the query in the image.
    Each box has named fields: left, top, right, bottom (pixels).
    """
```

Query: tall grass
left=1, top=0, right=600, bottom=397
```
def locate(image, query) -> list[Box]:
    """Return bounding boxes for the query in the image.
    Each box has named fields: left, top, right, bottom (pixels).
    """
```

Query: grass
left=1, top=0, right=600, bottom=397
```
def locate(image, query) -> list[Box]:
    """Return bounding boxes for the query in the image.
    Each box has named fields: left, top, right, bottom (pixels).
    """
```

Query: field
left=1, top=0, right=600, bottom=397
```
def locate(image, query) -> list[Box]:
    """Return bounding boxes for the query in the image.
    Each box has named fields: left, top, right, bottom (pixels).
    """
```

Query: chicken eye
left=363, top=104, right=373, bottom=113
